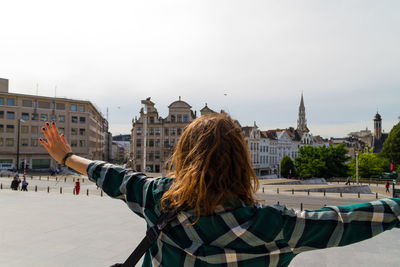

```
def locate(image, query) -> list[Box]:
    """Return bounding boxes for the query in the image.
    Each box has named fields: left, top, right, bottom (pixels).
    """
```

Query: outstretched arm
left=39, top=122, right=92, bottom=175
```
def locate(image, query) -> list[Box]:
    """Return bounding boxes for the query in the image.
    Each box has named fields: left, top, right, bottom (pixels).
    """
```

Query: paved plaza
left=1, top=183, right=400, bottom=266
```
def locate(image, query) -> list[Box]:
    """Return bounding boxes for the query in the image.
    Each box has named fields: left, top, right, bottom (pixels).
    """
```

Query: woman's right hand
left=39, top=122, right=72, bottom=164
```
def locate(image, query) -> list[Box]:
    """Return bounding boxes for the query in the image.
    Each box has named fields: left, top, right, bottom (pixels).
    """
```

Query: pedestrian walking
left=10, top=176, right=19, bottom=190
left=21, top=177, right=28, bottom=191
left=75, top=178, right=80, bottom=195
left=345, top=176, right=351, bottom=185
left=386, top=181, right=390, bottom=193
left=39, top=117, right=400, bottom=267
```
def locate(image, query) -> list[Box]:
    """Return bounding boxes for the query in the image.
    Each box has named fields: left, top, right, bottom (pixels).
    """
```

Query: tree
left=280, top=155, right=295, bottom=178
left=294, top=144, right=349, bottom=179
left=348, top=151, right=390, bottom=178
left=380, top=122, right=400, bottom=166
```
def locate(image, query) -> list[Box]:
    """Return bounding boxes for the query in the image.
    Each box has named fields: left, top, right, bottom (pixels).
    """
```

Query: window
left=56, top=103, right=65, bottom=110
left=21, top=139, right=29, bottom=146
left=0, top=124, right=3, bottom=132
left=70, top=104, right=77, bottom=111
left=79, top=117, right=86, bottom=123
left=79, top=140, right=86, bottom=147
left=149, top=139, right=154, bottom=147
left=6, top=98, right=15, bottom=106
left=164, top=128, right=169, bottom=136
left=33, top=100, right=37, bottom=108
left=6, top=138, right=14, bottom=146
left=21, top=113, right=29, bottom=121
left=71, top=128, right=77, bottom=135
left=58, top=127, right=64, bottom=134
left=22, top=100, right=32, bottom=107
left=0, top=97, right=3, bottom=105
left=78, top=105, right=85, bottom=112
left=31, top=139, right=38, bottom=147
left=31, top=126, right=38, bottom=134
left=51, top=102, right=55, bottom=109
left=136, top=139, right=141, bottom=147
left=0, top=138, right=3, bottom=146
left=149, top=128, right=154, bottom=136
left=155, top=139, right=160, bottom=147
left=136, top=151, right=141, bottom=159
left=50, top=114, right=57, bottom=122
left=149, top=117, right=155, bottom=124
left=31, top=113, right=38, bottom=121
left=7, top=111, right=14, bottom=119
left=164, top=139, right=169, bottom=148
left=183, top=114, right=189, bottom=122
left=149, top=151, right=154, bottom=161
left=71, top=116, right=78, bottom=123
left=79, top=128, right=85, bottom=135
left=6, top=125, right=14, bottom=133
left=171, top=115, right=175, bottom=122
left=59, top=115, right=65, bottom=122
left=171, top=128, right=176, bottom=136
left=155, top=151, right=160, bottom=159
left=40, top=114, right=48, bottom=121
left=0, top=111, right=3, bottom=119
left=177, top=114, right=182, bottom=122
left=136, top=127, right=142, bottom=136
left=177, top=128, right=182, bottom=136
left=21, top=126, right=29, bottom=134
left=155, top=128, right=160, bottom=136
left=71, top=140, right=77, bottom=147
left=38, top=101, right=50, bottom=109
left=32, top=159, right=50, bottom=169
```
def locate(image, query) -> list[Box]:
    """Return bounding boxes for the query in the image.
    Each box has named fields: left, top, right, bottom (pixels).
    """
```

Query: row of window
left=0, top=111, right=86, bottom=124
left=136, top=127, right=183, bottom=136
left=0, top=137, right=86, bottom=147
left=0, top=97, right=86, bottom=112
left=136, top=138, right=178, bottom=148
left=170, top=114, right=189, bottom=123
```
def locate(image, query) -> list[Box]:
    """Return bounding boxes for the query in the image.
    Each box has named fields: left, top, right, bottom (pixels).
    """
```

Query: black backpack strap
left=116, top=210, right=178, bottom=267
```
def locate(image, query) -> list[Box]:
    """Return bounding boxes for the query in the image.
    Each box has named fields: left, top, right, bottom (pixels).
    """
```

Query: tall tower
left=297, top=93, right=309, bottom=133
left=374, top=112, right=382, bottom=140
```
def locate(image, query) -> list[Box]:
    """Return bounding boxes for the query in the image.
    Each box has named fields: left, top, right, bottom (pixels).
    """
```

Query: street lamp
left=141, top=98, right=152, bottom=172
left=16, top=118, right=26, bottom=172
left=355, top=151, right=359, bottom=185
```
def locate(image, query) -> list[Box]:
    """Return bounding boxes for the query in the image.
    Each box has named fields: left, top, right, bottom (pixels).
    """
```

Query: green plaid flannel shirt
left=87, top=161, right=400, bottom=267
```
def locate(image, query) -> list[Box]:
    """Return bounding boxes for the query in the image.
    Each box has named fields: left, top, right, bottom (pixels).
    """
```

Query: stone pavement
left=1, top=190, right=400, bottom=267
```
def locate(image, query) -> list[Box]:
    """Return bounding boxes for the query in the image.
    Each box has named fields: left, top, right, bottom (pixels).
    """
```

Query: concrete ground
left=1, top=180, right=400, bottom=266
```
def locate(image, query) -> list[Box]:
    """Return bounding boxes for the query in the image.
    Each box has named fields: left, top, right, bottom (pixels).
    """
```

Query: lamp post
left=16, top=119, right=26, bottom=172
left=141, top=98, right=152, bottom=172
left=355, top=151, right=359, bottom=185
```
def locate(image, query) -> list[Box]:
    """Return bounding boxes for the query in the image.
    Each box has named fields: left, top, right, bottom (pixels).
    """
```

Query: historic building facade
left=130, top=97, right=196, bottom=173
left=0, top=78, right=107, bottom=170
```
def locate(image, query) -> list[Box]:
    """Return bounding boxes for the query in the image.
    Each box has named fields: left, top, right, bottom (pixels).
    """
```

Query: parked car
left=0, top=163, right=14, bottom=171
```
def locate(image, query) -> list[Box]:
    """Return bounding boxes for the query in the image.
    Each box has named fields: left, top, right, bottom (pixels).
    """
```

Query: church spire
left=297, top=92, right=309, bottom=133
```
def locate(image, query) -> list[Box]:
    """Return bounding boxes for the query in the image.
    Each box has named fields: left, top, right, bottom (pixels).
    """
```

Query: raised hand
left=39, top=122, right=72, bottom=164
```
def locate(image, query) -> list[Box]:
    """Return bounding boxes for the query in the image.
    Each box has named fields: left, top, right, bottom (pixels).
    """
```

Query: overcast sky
left=1, top=0, right=399, bottom=138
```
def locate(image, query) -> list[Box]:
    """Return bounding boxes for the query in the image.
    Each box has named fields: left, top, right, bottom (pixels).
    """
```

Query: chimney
left=0, top=78, right=9, bottom=93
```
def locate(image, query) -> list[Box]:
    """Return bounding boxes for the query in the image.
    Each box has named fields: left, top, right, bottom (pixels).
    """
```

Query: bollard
left=39, top=176, right=41, bottom=180
left=47, top=186, right=50, bottom=193
left=87, top=189, right=89, bottom=196
left=338, top=181, right=339, bottom=184
left=83, top=178, right=84, bottom=183
left=324, top=190, right=326, bottom=196
left=73, top=188, right=75, bottom=195
left=262, top=187, right=264, bottom=193
left=340, top=192, right=342, bottom=197
left=47, top=176, right=49, bottom=181
left=60, top=187, right=62, bottom=194
left=31, top=176, right=33, bottom=180
left=292, top=189, right=294, bottom=195
left=35, top=185, right=37, bottom=192
left=376, top=192, right=378, bottom=199
left=56, top=177, right=57, bottom=181
left=358, top=192, right=360, bottom=198
left=324, top=204, right=326, bottom=206
left=0, top=183, right=2, bottom=190
left=65, top=177, right=66, bottom=183
left=300, top=203, right=303, bottom=211
left=73, top=178, right=75, bottom=182
left=277, top=188, right=279, bottom=194
left=307, top=190, right=310, bottom=196
left=101, top=190, right=103, bottom=197
left=277, top=201, right=280, bottom=205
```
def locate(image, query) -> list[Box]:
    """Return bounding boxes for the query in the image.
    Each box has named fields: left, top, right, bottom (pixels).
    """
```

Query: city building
left=130, top=97, right=196, bottom=173
left=0, top=78, right=107, bottom=170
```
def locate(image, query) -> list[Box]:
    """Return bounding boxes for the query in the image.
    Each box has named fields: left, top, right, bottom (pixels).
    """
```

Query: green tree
left=380, top=122, right=400, bottom=166
left=294, top=144, right=349, bottom=179
left=280, top=155, right=295, bottom=178
left=348, top=151, right=390, bottom=178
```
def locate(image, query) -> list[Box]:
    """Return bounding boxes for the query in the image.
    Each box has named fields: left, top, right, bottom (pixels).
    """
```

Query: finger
left=38, top=138, right=50, bottom=150
left=41, top=126, right=53, bottom=146
left=45, top=122, right=57, bottom=141
left=50, top=122, right=60, bottom=140
left=60, top=134, right=72, bottom=150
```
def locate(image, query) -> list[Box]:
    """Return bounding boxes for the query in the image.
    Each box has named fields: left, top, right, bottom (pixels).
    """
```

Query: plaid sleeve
left=86, top=161, right=162, bottom=220
left=279, top=198, right=400, bottom=254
